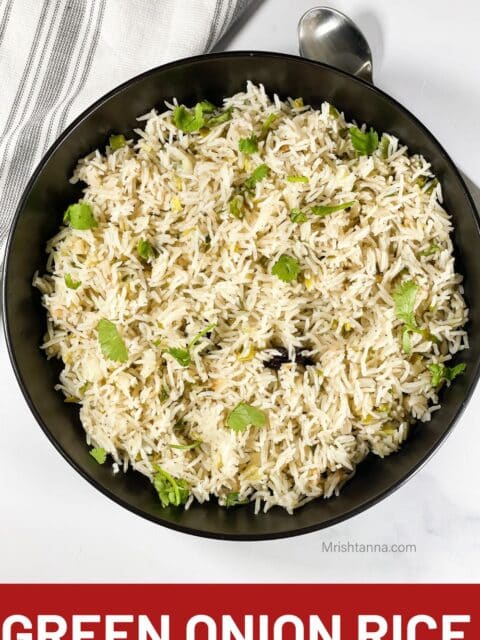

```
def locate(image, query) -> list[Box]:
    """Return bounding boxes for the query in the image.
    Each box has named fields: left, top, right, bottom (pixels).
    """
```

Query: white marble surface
left=1, top=0, right=479, bottom=581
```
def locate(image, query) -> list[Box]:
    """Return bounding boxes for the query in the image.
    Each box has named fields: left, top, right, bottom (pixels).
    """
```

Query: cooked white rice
left=34, top=82, right=468, bottom=513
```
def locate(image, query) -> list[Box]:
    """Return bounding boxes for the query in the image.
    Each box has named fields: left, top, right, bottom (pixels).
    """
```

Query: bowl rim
left=3, top=50, right=480, bottom=540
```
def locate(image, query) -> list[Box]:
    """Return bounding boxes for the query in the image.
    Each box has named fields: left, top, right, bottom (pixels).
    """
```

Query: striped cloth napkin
left=0, top=0, right=251, bottom=246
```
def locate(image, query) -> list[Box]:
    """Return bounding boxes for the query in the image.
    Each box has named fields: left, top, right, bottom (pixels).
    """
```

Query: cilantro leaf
left=166, top=323, right=215, bottom=367
left=137, top=238, right=154, bottom=260
left=225, top=492, right=249, bottom=507
left=226, top=402, right=267, bottom=432
left=428, top=363, right=466, bottom=388
left=349, top=126, right=379, bottom=155
left=64, top=274, right=81, bottom=289
left=446, top=363, right=467, bottom=381
left=311, top=201, right=355, bottom=217
left=272, top=254, right=301, bottom=283
left=239, top=134, right=258, bottom=155
left=244, top=163, right=270, bottom=192
left=198, top=100, right=216, bottom=113
left=97, top=319, right=128, bottom=363
left=287, top=175, right=309, bottom=183
left=169, top=440, right=202, bottom=451
left=428, top=364, right=444, bottom=388
left=393, top=280, right=419, bottom=329
left=109, top=134, right=126, bottom=150
left=173, top=103, right=206, bottom=133
left=173, top=101, right=232, bottom=133
left=167, top=347, right=191, bottom=367
left=290, top=208, right=308, bottom=223
left=90, top=447, right=107, bottom=464
left=63, top=203, right=97, bottom=230
left=153, top=466, right=189, bottom=508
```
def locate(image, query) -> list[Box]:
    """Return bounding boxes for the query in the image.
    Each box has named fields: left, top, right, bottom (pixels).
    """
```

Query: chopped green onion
left=420, top=244, right=441, bottom=257
left=229, top=194, right=244, bottom=219
left=64, top=274, right=81, bottom=289
left=90, top=448, right=107, bottom=464
left=379, top=134, right=390, bottom=159
left=189, top=322, right=216, bottom=349
left=167, top=347, right=191, bottom=367
left=329, top=104, right=340, bottom=118
left=109, top=134, right=126, bottom=150
left=79, top=381, right=90, bottom=395
left=416, top=176, right=438, bottom=194
left=204, top=107, right=233, bottom=128
left=402, top=328, right=412, bottom=355
left=311, top=201, right=355, bottom=217
left=159, top=386, right=170, bottom=404
left=244, top=163, right=270, bottom=192
left=169, top=440, right=202, bottom=451
left=349, top=126, right=379, bottom=155
left=287, top=175, right=309, bottom=183
left=290, top=208, right=308, bottom=223
left=137, top=238, right=155, bottom=260
left=261, top=113, right=278, bottom=136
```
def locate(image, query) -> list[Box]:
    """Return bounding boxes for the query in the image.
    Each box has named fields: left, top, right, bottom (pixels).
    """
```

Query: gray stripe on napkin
left=0, top=0, right=55, bottom=240
left=0, top=0, right=52, bottom=157
left=0, top=0, right=87, bottom=243
left=205, top=0, right=223, bottom=52
left=55, top=0, right=105, bottom=139
left=232, top=0, right=251, bottom=22
left=218, top=0, right=235, bottom=41
left=0, top=0, right=13, bottom=45
left=42, top=1, right=95, bottom=152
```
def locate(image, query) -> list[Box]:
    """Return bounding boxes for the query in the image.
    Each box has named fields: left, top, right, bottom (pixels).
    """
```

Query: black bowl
left=3, top=52, right=480, bottom=540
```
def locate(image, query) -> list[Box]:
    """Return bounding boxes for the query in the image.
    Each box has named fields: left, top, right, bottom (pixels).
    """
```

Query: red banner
left=0, top=584, right=478, bottom=640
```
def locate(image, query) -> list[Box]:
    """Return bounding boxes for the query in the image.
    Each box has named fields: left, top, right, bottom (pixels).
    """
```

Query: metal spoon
left=297, top=7, right=480, bottom=233
left=298, top=6, right=373, bottom=83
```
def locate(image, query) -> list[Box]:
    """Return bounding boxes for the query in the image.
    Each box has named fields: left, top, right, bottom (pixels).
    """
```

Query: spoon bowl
left=298, top=6, right=373, bottom=83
